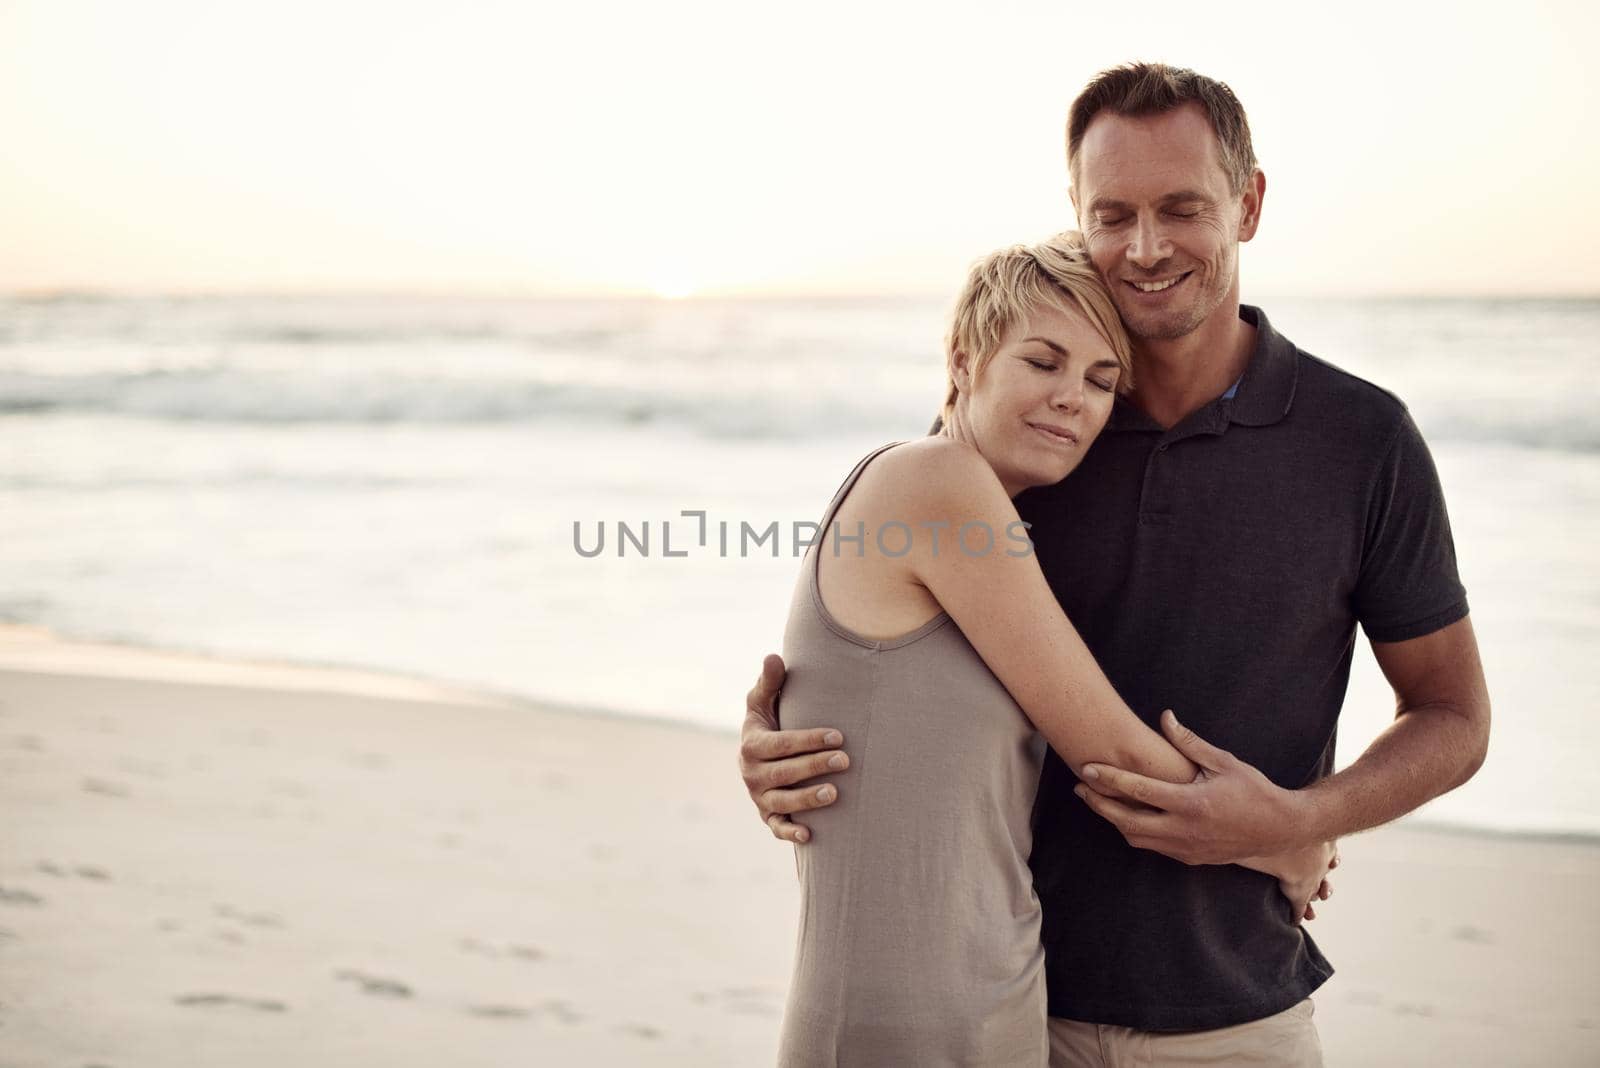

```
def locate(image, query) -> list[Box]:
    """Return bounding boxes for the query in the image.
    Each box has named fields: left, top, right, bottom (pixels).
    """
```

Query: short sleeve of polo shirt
left=1352, top=408, right=1470, bottom=642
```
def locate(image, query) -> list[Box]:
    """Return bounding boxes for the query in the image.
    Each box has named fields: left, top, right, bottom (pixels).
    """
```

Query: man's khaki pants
left=1048, top=999, right=1323, bottom=1067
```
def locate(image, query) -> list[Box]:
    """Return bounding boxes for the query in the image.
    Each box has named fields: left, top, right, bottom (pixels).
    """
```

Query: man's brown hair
left=1066, top=63, right=1258, bottom=194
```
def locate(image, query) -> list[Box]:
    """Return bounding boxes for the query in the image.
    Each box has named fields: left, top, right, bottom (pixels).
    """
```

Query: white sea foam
left=2, top=296, right=1594, bottom=452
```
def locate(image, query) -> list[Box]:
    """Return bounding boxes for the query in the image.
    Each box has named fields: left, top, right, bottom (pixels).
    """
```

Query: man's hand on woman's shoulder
left=739, top=653, right=850, bottom=844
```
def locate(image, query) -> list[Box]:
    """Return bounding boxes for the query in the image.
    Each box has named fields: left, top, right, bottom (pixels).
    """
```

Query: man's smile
left=1124, top=271, right=1193, bottom=295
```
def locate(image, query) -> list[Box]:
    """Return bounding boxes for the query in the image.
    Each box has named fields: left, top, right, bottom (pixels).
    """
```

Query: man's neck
left=1127, top=300, right=1257, bottom=430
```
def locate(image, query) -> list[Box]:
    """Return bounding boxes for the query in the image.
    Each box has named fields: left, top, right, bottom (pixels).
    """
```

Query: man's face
left=1071, top=103, right=1259, bottom=342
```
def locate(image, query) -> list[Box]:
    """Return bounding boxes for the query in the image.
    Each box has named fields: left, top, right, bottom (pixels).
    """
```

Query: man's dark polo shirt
left=1016, top=305, right=1469, bottom=1032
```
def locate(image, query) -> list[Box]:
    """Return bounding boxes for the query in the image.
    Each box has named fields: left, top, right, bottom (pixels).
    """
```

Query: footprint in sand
left=345, top=750, right=390, bottom=771
left=459, top=937, right=546, bottom=961
left=35, top=862, right=111, bottom=882
left=12, top=734, right=43, bottom=751
left=465, top=999, right=582, bottom=1024
left=466, top=1004, right=533, bottom=1019
left=0, top=887, right=44, bottom=907
left=174, top=993, right=288, bottom=1012
left=215, top=904, right=283, bottom=929
left=615, top=1023, right=663, bottom=1040
left=81, top=778, right=131, bottom=798
left=1451, top=924, right=1494, bottom=944
left=334, top=968, right=413, bottom=998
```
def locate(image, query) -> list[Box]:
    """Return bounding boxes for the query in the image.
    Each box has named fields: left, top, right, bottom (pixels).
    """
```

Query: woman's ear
left=951, top=349, right=973, bottom=390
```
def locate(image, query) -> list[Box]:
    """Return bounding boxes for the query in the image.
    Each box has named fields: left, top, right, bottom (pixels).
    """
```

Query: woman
left=774, top=233, right=1332, bottom=1066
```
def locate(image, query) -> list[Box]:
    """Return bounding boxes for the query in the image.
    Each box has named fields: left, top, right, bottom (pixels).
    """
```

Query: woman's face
left=955, top=301, right=1122, bottom=497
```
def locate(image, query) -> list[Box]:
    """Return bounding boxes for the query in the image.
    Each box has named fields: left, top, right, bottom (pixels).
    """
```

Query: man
left=740, top=63, right=1489, bottom=1065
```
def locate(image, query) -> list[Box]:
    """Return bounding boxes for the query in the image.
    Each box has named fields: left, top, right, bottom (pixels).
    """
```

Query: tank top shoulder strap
left=815, top=441, right=906, bottom=532
left=806, top=440, right=951, bottom=651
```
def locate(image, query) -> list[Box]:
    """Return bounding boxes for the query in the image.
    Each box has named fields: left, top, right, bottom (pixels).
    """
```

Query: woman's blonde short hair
left=942, top=231, right=1132, bottom=428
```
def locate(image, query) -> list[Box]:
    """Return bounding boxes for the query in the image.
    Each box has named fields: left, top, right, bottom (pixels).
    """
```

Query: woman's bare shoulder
left=858, top=437, right=1007, bottom=514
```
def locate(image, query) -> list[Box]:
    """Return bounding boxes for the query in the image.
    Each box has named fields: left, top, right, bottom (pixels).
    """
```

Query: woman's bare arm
left=878, top=440, right=1337, bottom=915
left=879, top=439, right=1197, bottom=786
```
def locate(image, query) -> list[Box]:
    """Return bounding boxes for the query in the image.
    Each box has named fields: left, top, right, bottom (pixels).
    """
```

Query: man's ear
left=1068, top=184, right=1081, bottom=224
left=1238, top=168, right=1266, bottom=242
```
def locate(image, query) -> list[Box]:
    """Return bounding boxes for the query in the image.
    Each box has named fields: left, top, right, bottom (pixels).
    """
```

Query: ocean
left=2, top=293, right=1595, bottom=836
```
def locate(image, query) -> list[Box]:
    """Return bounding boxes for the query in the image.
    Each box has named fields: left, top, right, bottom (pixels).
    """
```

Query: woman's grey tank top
left=776, top=442, right=1048, bottom=1068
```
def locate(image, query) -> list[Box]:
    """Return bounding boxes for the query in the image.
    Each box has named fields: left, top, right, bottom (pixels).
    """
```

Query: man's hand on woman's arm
left=1072, top=710, right=1339, bottom=920
left=1073, top=619, right=1490, bottom=861
left=739, top=654, right=850, bottom=844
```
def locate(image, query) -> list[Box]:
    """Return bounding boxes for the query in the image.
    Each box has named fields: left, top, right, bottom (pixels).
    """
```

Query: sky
left=2, top=0, right=1596, bottom=297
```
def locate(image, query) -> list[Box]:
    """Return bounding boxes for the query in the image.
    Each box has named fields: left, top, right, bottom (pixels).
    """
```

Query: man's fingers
left=1158, top=709, right=1235, bottom=773
left=1073, top=784, right=1154, bottom=837
left=746, top=749, right=849, bottom=793
left=1079, top=764, right=1183, bottom=812
left=761, top=782, right=839, bottom=817
left=744, top=653, right=788, bottom=728
left=740, top=726, right=845, bottom=766
left=766, top=812, right=812, bottom=844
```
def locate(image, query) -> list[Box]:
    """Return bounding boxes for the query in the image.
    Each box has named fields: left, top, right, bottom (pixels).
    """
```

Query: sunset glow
left=0, top=1, right=1594, bottom=297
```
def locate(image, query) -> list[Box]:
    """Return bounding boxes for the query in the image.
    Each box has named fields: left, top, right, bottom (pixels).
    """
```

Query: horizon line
left=6, top=287, right=1600, bottom=303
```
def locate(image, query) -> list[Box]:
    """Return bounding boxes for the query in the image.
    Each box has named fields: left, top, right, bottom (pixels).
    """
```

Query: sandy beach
left=0, top=626, right=1595, bottom=1067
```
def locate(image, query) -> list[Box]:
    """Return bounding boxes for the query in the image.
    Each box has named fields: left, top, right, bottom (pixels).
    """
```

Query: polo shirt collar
left=1106, top=304, right=1298, bottom=434
left=1228, top=305, right=1299, bottom=426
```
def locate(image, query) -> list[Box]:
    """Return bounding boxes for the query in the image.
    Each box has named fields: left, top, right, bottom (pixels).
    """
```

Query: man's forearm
left=1072, top=627, right=1489, bottom=867
left=1289, top=699, right=1489, bottom=846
